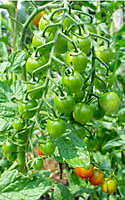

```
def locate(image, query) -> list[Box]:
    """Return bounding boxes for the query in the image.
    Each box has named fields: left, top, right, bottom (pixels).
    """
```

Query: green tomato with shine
left=40, top=140, right=55, bottom=156
left=47, top=119, right=66, bottom=138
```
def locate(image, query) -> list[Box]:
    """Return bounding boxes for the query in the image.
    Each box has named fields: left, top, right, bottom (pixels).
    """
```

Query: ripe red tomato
left=89, top=169, right=104, bottom=185
left=75, top=164, right=94, bottom=179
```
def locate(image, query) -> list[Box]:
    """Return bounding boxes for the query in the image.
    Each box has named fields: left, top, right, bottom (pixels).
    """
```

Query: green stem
left=30, top=0, right=38, bottom=9
left=96, top=0, right=101, bottom=44
left=9, top=15, right=23, bottom=26
left=48, top=73, right=64, bottom=96
left=50, top=7, right=67, bottom=20
left=35, top=40, right=54, bottom=57
left=42, top=23, right=62, bottom=37
left=89, top=33, right=110, bottom=47
left=73, top=10, right=93, bottom=23
left=52, top=55, right=67, bottom=68
left=96, top=56, right=109, bottom=75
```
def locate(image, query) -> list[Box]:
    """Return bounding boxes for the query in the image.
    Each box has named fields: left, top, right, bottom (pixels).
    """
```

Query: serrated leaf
left=0, top=81, right=13, bottom=103
left=0, top=170, right=53, bottom=200
left=0, top=118, right=8, bottom=133
left=11, top=80, right=26, bottom=100
left=0, top=62, right=11, bottom=73
left=57, top=132, right=90, bottom=168
left=9, top=50, right=26, bottom=74
left=0, top=102, right=17, bottom=118
left=54, top=184, right=74, bottom=200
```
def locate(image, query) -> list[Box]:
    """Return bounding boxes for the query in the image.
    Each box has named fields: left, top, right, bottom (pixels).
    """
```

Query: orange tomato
left=75, top=164, right=94, bottom=179
left=32, top=11, right=45, bottom=27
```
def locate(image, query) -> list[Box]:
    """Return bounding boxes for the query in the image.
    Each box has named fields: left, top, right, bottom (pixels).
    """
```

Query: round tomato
left=73, top=103, right=93, bottom=125
left=54, top=95, right=75, bottom=114
left=89, top=169, right=104, bottom=185
left=96, top=46, right=114, bottom=64
left=32, top=11, right=45, bottom=28
left=27, top=81, right=44, bottom=99
left=78, top=36, right=91, bottom=55
left=26, top=57, right=46, bottom=75
left=6, top=152, right=17, bottom=162
left=38, top=147, right=45, bottom=159
left=75, top=164, right=94, bottom=179
left=91, top=102, right=105, bottom=120
left=74, top=90, right=85, bottom=102
left=75, top=124, right=86, bottom=138
left=32, top=157, right=43, bottom=170
left=32, top=34, right=43, bottom=48
left=18, top=99, right=37, bottom=119
left=99, top=92, right=119, bottom=113
left=101, top=179, right=117, bottom=194
left=40, top=140, right=55, bottom=156
left=72, top=52, right=88, bottom=73
left=2, top=139, right=16, bottom=154
left=55, top=34, right=67, bottom=55
left=13, top=117, right=25, bottom=131
left=47, top=118, right=66, bottom=138
left=62, top=71, right=84, bottom=93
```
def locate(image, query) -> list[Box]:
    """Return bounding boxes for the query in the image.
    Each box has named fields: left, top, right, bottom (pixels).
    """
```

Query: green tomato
left=40, top=140, right=55, bottom=156
left=32, top=34, right=43, bottom=48
left=18, top=99, right=37, bottom=119
left=26, top=57, right=47, bottom=75
left=6, top=152, right=17, bottom=162
left=101, top=179, right=117, bottom=194
left=27, top=81, right=44, bottom=99
left=32, top=157, right=43, bottom=170
left=38, top=18, right=46, bottom=31
left=99, top=92, right=119, bottom=113
left=79, top=36, right=91, bottom=55
left=72, top=52, right=88, bottom=73
left=47, top=119, right=66, bottom=138
left=13, top=117, right=25, bottom=131
left=2, top=139, right=17, bottom=154
left=65, top=51, right=72, bottom=67
left=74, top=90, right=85, bottom=102
left=91, top=102, right=105, bottom=120
left=54, top=95, right=75, bottom=114
left=62, top=71, right=84, bottom=93
left=55, top=34, right=67, bottom=55
left=96, top=46, right=114, bottom=64
left=73, top=103, right=93, bottom=124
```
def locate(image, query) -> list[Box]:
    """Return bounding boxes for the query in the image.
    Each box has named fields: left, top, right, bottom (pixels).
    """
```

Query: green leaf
left=11, top=80, right=26, bottom=100
left=0, top=118, right=9, bottom=133
left=69, top=185, right=94, bottom=196
left=0, top=62, right=11, bottom=73
left=54, top=184, right=75, bottom=200
left=0, top=81, right=13, bottom=103
left=9, top=50, right=26, bottom=74
left=0, top=102, right=17, bottom=118
left=0, top=170, right=53, bottom=200
left=79, top=1, right=96, bottom=10
left=0, top=36, right=11, bottom=46
left=57, top=132, right=90, bottom=168
left=104, top=139, right=125, bottom=150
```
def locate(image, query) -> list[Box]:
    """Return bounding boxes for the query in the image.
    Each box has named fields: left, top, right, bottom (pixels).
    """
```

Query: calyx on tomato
left=62, top=71, right=84, bottom=93
left=40, top=139, right=55, bottom=156
left=73, top=103, right=93, bottom=124
left=47, top=118, right=66, bottom=138
left=75, top=164, right=94, bottom=179
left=101, top=178, right=117, bottom=194
left=54, top=95, right=75, bottom=114
left=18, top=99, right=37, bottom=119
left=99, top=92, right=119, bottom=113
left=89, top=169, right=104, bottom=185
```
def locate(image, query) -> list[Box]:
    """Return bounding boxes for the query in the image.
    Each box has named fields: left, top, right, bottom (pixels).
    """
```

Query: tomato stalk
left=42, top=23, right=62, bottom=37
left=72, top=10, right=93, bottom=24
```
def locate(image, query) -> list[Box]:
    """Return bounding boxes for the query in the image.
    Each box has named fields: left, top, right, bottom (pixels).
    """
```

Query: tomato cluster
left=75, top=164, right=116, bottom=194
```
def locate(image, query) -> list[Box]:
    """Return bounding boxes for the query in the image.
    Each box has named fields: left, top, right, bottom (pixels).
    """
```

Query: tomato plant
left=2, top=139, right=17, bottom=154
left=32, top=157, right=43, bottom=170
left=40, top=140, right=55, bottom=156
